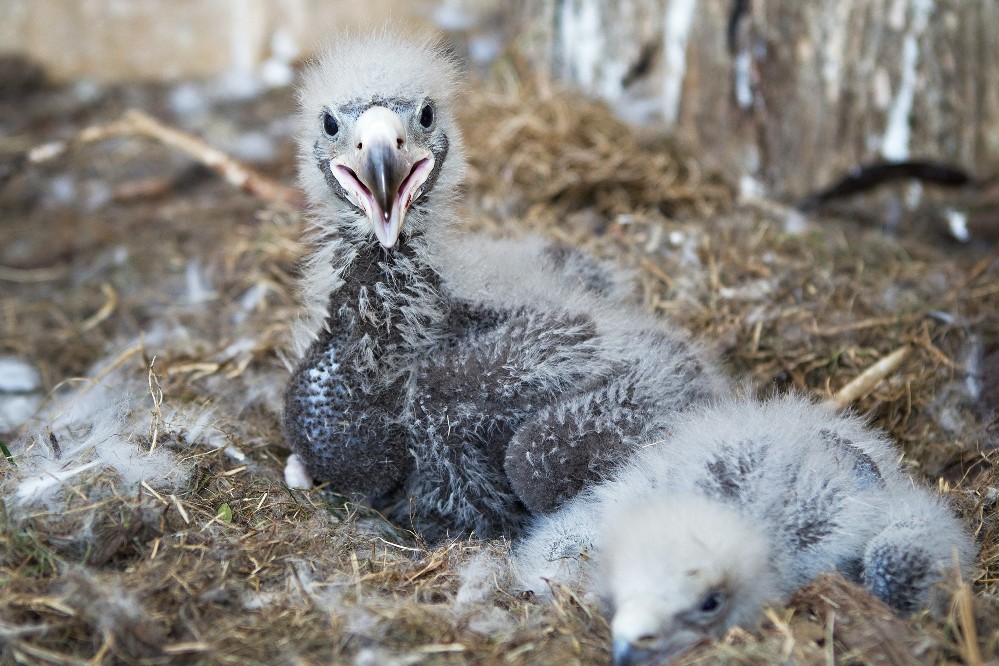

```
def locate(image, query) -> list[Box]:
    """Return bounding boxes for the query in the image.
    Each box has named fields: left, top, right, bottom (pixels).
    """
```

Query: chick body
left=515, top=396, right=976, bottom=662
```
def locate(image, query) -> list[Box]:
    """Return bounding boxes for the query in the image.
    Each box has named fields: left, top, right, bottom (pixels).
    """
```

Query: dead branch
left=27, top=109, right=300, bottom=207
left=826, top=345, right=913, bottom=411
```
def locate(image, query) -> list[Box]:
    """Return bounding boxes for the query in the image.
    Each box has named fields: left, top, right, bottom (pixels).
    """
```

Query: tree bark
left=508, top=0, right=999, bottom=199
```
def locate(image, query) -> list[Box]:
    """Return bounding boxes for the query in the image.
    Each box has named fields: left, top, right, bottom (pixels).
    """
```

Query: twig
left=797, top=160, right=975, bottom=212
left=375, top=536, right=424, bottom=553
left=639, top=257, right=674, bottom=288
left=140, top=480, right=167, bottom=504
left=169, top=494, right=191, bottom=525
left=161, top=642, right=212, bottom=655
left=0, top=265, right=69, bottom=283
left=912, top=334, right=958, bottom=369
left=807, top=315, right=914, bottom=337
left=79, top=282, right=118, bottom=332
left=44, top=341, right=145, bottom=425
left=954, top=580, right=984, bottom=666
left=825, top=345, right=912, bottom=411
left=952, top=242, right=999, bottom=297
left=112, top=173, right=181, bottom=201
left=147, top=356, right=164, bottom=451
left=350, top=551, right=363, bottom=601
left=86, top=628, right=114, bottom=666
left=27, top=109, right=299, bottom=207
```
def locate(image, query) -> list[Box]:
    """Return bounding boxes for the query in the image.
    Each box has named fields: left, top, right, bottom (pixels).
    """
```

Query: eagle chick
left=514, top=395, right=976, bottom=665
left=283, top=30, right=726, bottom=541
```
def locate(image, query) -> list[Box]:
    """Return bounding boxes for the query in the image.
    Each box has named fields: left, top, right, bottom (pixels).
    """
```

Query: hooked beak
left=330, top=106, right=434, bottom=249
left=611, top=602, right=710, bottom=665
left=612, top=634, right=709, bottom=666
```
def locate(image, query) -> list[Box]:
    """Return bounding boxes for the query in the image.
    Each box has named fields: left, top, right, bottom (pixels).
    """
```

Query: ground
left=1, top=53, right=997, bottom=665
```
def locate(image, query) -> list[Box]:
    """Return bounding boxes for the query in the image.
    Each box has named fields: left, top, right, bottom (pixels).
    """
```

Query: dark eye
left=699, top=590, right=725, bottom=615
left=322, top=111, right=338, bottom=137
left=419, top=102, right=434, bottom=129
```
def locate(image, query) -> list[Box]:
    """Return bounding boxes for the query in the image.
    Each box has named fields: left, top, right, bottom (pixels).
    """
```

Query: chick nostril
left=357, top=142, right=363, bottom=150
left=397, top=138, right=404, bottom=149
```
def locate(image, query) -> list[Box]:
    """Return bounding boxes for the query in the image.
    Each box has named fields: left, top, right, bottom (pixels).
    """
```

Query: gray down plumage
left=514, top=395, right=977, bottom=664
left=282, top=30, right=727, bottom=541
left=284, top=32, right=464, bottom=514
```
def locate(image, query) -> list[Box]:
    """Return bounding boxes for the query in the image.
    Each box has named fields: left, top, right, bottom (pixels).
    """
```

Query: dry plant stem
left=0, top=265, right=69, bottom=283
left=28, top=109, right=299, bottom=207
left=147, top=356, right=164, bottom=452
left=954, top=581, right=984, bottom=666
left=825, top=345, right=913, bottom=411
left=79, top=283, right=118, bottom=333
left=44, top=342, right=146, bottom=425
left=791, top=575, right=931, bottom=665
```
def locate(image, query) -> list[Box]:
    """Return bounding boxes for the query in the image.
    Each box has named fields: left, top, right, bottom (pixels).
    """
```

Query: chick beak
left=612, top=639, right=656, bottom=666
left=612, top=634, right=709, bottom=666
left=362, top=141, right=404, bottom=221
left=611, top=602, right=709, bottom=665
left=330, top=105, right=434, bottom=249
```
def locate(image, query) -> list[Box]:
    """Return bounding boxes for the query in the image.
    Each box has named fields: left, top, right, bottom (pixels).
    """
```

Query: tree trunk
left=508, top=0, right=999, bottom=199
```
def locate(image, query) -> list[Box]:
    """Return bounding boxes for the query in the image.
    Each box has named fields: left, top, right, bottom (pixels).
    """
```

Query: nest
left=0, top=58, right=997, bottom=665
left=459, top=64, right=732, bottom=229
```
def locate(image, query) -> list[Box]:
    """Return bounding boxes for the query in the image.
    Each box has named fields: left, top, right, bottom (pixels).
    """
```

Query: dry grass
left=1, top=60, right=997, bottom=665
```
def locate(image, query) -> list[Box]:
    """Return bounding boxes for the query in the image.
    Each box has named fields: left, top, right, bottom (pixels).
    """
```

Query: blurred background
left=3, top=0, right=998, bottom=202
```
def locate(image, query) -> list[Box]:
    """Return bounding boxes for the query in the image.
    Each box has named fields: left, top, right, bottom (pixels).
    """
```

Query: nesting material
left=458, top=66, right=732, bottom=230
left=0, top=56, right=996, bottom=665
left=7, top=362, right=185, bottom=509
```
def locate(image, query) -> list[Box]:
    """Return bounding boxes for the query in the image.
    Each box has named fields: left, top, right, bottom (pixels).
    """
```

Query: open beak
left=330, top=106, right=434, bottom=249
